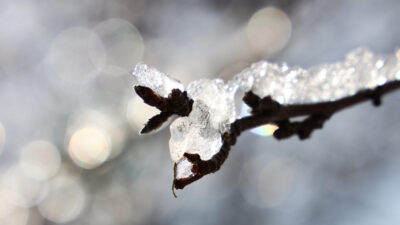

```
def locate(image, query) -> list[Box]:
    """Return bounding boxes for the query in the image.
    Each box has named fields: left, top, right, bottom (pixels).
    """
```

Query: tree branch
left=171, top=80, right=400, bottom=190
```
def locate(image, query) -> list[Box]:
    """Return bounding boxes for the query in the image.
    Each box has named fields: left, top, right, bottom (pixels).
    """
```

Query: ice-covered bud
left=187, top=79, right=236, bottom=133
left=132, top=63, right=184, bottom=98
left=169, top=101, right=222, bottom=162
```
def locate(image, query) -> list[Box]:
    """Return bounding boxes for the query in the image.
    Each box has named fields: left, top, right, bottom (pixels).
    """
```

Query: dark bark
left=134, top=86, right=193, bottom=134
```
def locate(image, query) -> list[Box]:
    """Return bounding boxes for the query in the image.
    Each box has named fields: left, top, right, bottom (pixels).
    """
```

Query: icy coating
left=187, top=79, right=236, bottom=133
left=133, top=48, right=400, bottom=178
left=234, top=48, right=400, bottom=104
left=132, top=63, right=184, bottom=98
left=169, top=101, right=223, bottom=162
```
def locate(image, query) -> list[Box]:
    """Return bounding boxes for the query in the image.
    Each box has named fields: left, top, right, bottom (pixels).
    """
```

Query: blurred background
left=0, top=0, right=400, bottom=224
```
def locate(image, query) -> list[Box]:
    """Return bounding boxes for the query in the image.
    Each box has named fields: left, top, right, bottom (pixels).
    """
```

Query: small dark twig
left=140, top=111, right=173, bottom=134
left=134, top=86, right=167, bottom=110
left=134, top=86, right=193, bottom=133
left=273, top=113, right=331, bottom=140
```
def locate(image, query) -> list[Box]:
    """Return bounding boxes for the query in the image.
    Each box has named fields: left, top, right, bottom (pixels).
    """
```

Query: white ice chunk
left=132, top=63, right=184, bottom=98
left=175, top=157, right=194, bottom=179
left=169, top=101, right=222, bottom=162
left=187, top=79, right=236, bottom=133
left=232, top=61, right=268, bottom=92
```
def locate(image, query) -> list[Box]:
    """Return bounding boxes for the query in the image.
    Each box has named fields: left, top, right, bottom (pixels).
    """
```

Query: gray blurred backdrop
left=0, top=0, right=400, bottom=224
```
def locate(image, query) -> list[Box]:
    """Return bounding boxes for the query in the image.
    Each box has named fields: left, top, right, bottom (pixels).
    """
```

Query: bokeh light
left=1, top=165, right=48, bottom=208
left=126, top=96, right=160, bottom=133
left=39, top=175, right=87, bottom=223
left=0, top=189, right=29, bottom=225
left=47, top=27, right=106, bottom=84
left=240, top=156, right=301, bottom=209
left=257, top=159, right=295, bottom=208
left=89, top=185, right=153, bottom=225
left=94, top=18, right=144, bottom=76
left=0, top=122, right=5, bottom=155
left=246, top=7, right=292, bottom=55
left=67, top=110, right=127, bottom=159
left=68, top=127, right=111, bottom=169
left=241, top=103, right=278, bottom=136
left=19, top=140, right=61, bottom=181
left=250, top=123, right=279, bottom=137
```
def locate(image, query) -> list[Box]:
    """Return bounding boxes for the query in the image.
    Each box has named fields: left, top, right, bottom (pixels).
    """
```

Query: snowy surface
left=133, top=48, right=400, bottom=175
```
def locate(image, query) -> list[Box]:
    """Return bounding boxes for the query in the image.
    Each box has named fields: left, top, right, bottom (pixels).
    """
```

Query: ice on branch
left=169, top=101, right=222, bottom=162
left=132, top=63, right=184, bottom=98
left=132, top=47, right=400, bottom=190
left=187, top=79, right=236, bottom=132
left=170, top=101, right=223, bottom=179
left=169, top=80, right=236, bottom=179
left=243, top=48, right=400, bottom=104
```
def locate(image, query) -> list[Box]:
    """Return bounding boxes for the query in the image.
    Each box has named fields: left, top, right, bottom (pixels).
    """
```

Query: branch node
left=243, top=92, right=281, bottom=115
left=243, top=91, right=261, bottom=109
left=135, top=86, right=193, bottom=133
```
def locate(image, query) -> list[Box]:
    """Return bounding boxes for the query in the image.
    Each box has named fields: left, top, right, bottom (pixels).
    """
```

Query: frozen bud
left=187, top=79, right=236, bottom=133
left=169, top=101, right=222, bottom=162
left=132, top=63, right=184, bottom=98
